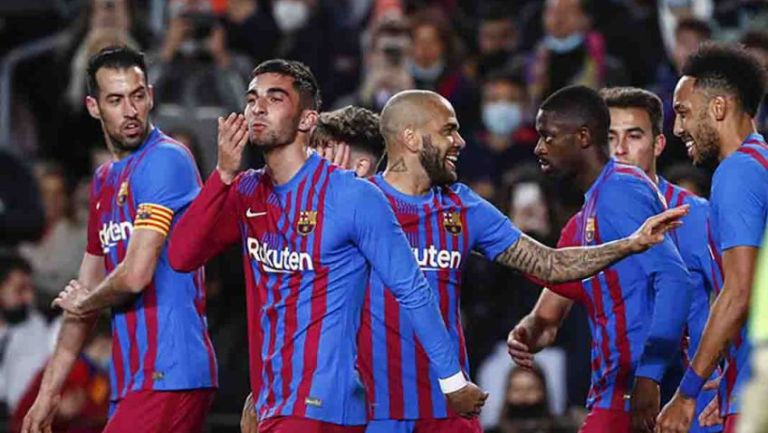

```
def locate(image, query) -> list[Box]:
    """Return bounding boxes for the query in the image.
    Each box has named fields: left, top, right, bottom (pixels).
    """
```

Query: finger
left=480, top=391, right=489, bottom=402
left=507, top=339, right=530, bottom=352
left=340, top=143, right=351, bottom=168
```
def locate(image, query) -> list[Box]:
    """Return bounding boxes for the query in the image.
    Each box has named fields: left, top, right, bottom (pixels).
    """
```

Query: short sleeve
left=460, top=185, right=522, bottom=260
left=132, top=143, right=201, bottom=236
left=711, top=156, right=768, bottom=251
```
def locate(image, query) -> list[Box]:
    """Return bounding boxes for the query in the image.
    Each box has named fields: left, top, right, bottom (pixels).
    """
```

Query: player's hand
left=655, top=391, right=696, bottom=433
left=317, top=141, right=351, bottom=169
left=21, top=393, right=61, bottom=433
left=507, top=325, right=535, bottom=368
left=217, top=113, right=248, bottom=185
left=445, top=381, right=489, bottom=418
left=629, top=205, right=689, bottom=253
left=240, top=392, right=259, bottom=433
left=698, top=394, right=722, bottom=427
left=51, top=280, right=90, bottom=318
left=631, top=377, right=660, bottom=433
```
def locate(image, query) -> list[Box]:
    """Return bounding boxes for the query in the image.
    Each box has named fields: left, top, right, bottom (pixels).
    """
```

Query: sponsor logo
left=246, top=208, right=267, bottom=218
left=117, top=181, right=129, bottom=205
left=247, top=237, right=314, bottom=273
left=413, top=245, right=462, bottom=270
left=99, top=220, right=132, bottom=253
left=585, top=217, right=595, bottom=242
left=297, top=210, right=317, bottom=235
left=443, top=211, right=462, bottom=235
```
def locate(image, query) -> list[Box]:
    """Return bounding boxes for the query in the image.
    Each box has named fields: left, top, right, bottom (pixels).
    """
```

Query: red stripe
left=446, top=190, right=470, bottom=372
left=384, top=287, right=405, bottom=418
left=738, top=146, right=768, bottom=169
left=111, top=322, right=126, bottom=398
left=357, top=285, right=375, bottom=419
left=275, top=168, right=314, bottom=414
left=294, top=162, right=334, bottom=416
left=118, top=191, right=140, bottom=396
left=588, top=275, right=614, bottom=408
left=664, top=184, right=674, bottom=207
left=140, top=281, right=159, bottom=390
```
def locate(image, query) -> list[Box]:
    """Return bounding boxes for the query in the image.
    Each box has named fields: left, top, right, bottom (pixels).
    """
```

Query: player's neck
left=718, top=115, right=759, bottom=160
left=575, top=152, right=609, bottom=192
left=383, top=155, right=432, bottom=196
left=264, top=142, right=311, bottom=185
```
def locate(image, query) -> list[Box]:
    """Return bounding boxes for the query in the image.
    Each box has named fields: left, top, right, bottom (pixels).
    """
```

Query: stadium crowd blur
left=1, top=0, right=767, bottom=431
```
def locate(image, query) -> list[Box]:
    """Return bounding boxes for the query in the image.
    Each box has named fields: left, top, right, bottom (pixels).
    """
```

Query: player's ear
left=85, top=95, right=101, bottom=120
left=577, top=126, right=592, bottom=149
left=402, top=127, right=420, bottom=153
left=654, top=133, right=666, bottom=157
left=355, top=157, right=373, bottom=177
left=298, top=109, right=318, bottom=133
left=710, top=95, right=727, bottom=122
left=147, top=84, right=155, bottom=112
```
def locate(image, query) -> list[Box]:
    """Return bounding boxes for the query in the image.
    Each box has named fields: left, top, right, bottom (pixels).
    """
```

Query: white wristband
left=439, top=371, right=468, bottom=394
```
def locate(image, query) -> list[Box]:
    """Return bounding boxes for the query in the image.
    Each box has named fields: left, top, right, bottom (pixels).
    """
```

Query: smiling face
left=417, top=98, right=465, bottom=186
left=244, top=72, right=306, bottom=149
left=85, top=66, right=153, bottom=155
left=673, top=76, right=721, bottom=165
left=608, top=107, right=663, bottom=176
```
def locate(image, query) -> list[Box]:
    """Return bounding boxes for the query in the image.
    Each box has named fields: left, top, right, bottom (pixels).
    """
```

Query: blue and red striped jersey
left=169, top=153, right=460, bottom=426
left=86, top=128, right=217, bottom=402
left=548, top=159, right=691, bottom=411
left=357, top=176, right=521, bottom=420
left=657, top=176, right=721, bottom=433
left=708, top=133, right=768, bottom=416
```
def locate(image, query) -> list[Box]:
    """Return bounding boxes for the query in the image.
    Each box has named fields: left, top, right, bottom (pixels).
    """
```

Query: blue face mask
left=543, top=32, right=585, bottom=54
left=482, top=101, right=522, bottom=136
left=407, top=59, right=445, bottom=82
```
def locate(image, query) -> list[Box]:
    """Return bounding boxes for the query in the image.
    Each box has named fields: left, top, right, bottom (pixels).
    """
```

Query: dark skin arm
left=507, top=289, right=574, bottom=368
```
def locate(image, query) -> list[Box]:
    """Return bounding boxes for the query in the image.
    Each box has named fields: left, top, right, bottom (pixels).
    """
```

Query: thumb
left=514, top=325, right=528, bottom=341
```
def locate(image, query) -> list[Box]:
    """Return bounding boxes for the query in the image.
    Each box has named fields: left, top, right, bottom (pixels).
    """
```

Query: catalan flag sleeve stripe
left=134, top=203, right=175, bottom=236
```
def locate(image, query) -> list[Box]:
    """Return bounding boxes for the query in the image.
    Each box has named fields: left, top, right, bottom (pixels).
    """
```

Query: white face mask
left=273, top=0, right=310, bottom=33
left=482, top=101, right=522, bottom=136
left=543, top=32, right=585, bottom=54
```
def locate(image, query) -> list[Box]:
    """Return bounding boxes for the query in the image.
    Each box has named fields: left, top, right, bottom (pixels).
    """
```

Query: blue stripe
left=113, top=312, right=132, bottom=397
left=596, top=272, right=617, bottom=410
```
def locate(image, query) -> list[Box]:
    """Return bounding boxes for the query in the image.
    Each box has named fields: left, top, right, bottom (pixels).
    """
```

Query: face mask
left=543, top=32, right=584, bottom=54
left=483, top=101, right=522, bottom=136
left=273, top=0, right=310, bottom=33
left=407, top=59, right=445, bottom=82
left=0, top=304, right=29, bottom=325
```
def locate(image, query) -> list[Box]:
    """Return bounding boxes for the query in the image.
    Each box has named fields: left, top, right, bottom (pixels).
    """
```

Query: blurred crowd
left=1, top=0, right=767, bottom=431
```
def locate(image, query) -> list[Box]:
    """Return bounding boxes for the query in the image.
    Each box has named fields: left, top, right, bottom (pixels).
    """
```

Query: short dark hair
left=675, top=18, right=713, bottom=40
left=87, top=45, right=148, bottom=97
left=312, top=106, right=385, bottom=160
left=741, top=30, right=768, bottom=52
left=600, top=87, right=664, bottom=137
left=483, top=67, right=527, bottom=92
left=250, top=59, right=322, bottom=111
left=0, top=253, right=32, bottom=287
left=682, top=42, right=767, bottom=116
left=540, top=85, right=611, bottom=149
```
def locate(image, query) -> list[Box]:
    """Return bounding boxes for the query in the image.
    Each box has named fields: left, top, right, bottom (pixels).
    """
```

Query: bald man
left=342, top=90, right=689, bottom=433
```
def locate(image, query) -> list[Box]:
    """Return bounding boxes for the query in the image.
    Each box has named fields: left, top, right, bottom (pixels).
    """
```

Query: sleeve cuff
left=635, top=363, right=665, bottom=383
left=438, top=371, right=468, bottom=394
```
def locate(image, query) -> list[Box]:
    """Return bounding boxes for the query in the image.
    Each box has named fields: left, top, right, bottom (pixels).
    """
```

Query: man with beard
left=506, top=85, right=692, bottom=433
left=166, top=60, right=488, bottom=433
left=347, top=89, right=688, bottom=433
left=657, top=43, right=768, bottom=433
left=22, top=46, right=218, bottom=433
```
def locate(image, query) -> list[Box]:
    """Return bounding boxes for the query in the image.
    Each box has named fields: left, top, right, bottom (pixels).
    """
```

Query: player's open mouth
left=124, top=122, right=142, bottom=136
left=684, top=139, right=695, bottom=157
left=538, top=157, right=551, bottom=171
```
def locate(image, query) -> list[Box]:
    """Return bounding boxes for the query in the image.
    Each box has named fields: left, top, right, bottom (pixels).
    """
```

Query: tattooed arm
left=495, top=205, right=688, bottom=284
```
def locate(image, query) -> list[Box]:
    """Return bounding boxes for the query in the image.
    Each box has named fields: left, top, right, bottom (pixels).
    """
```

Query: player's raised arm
left=493, top=205, right=687, bottom=284
left=168, top=113, right=245, bottom=272
left=343, top=177, right=487, bottom=417
left=22, top=251, right=104, bottom=433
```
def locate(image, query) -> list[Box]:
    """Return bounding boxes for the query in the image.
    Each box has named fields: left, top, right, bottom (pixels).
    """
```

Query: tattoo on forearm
left=496, top=235, right=631, bottom=283
left=389, top=158, right=407, bottom=173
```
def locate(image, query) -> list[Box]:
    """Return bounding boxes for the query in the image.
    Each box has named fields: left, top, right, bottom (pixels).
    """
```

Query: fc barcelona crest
left=297, top=210, right=318, bottom=235
left=117, top=181, right=129, bottom=205
left=443, top=211, right=462, bottom=235
left=585, top=217, right=595, bottom=242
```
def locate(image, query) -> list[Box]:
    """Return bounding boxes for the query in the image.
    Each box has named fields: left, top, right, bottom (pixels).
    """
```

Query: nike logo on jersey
left=246, top=208, right=268, bottom=218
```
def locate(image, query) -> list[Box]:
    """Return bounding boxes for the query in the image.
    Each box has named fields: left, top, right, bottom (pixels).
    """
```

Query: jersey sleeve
left=131, top=144, right=201, bottom=237
left=599, top=179, right=691, bottom=382
left=711, top=156, right=768, bottom=251
left=547, top=214, right=585, bottom=301
left=460, top=185, right=522, bottom=260
left=86, top=172, right=105, bottom=256
left=341, top=177, right=461, bottom=381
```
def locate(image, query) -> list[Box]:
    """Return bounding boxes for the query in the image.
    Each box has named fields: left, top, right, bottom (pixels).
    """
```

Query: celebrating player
left=507, top=85, right=692, bottom=433
left=22, top=46, right=217, bottom=433
left=657, top=43, right=768, bottom=433
left=167, top=60, right=486, bottom=433
left=310, top=105, right=384, bottom=178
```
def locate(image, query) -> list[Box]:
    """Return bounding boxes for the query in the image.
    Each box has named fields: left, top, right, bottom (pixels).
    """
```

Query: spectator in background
left=472, top=3, right=519, bottom=81
left=741, top=30, right=768, bottom=135
left=459, top=69, right=538, bottom=200
left=0, top=150, right=45, bottom=248
left=407, top=10, right=481, bottom=126
left=651, top=18, right=712, bottom=159
left=502, top=166, right=556, bottom=246
left=516, top=0, right=628, bottom=109
left=662, top=163, right=710, bottom=198
left=488, top=365, right=554, bottom=433
left=222, top=0, right=280, bottom=64
left=11, top=316, right=111, bottom=433
left=335, top=15, right=415, bottom=112
left=0, top=254, right=51, bottom=415
left=19, top=163, right=87, bottom=304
